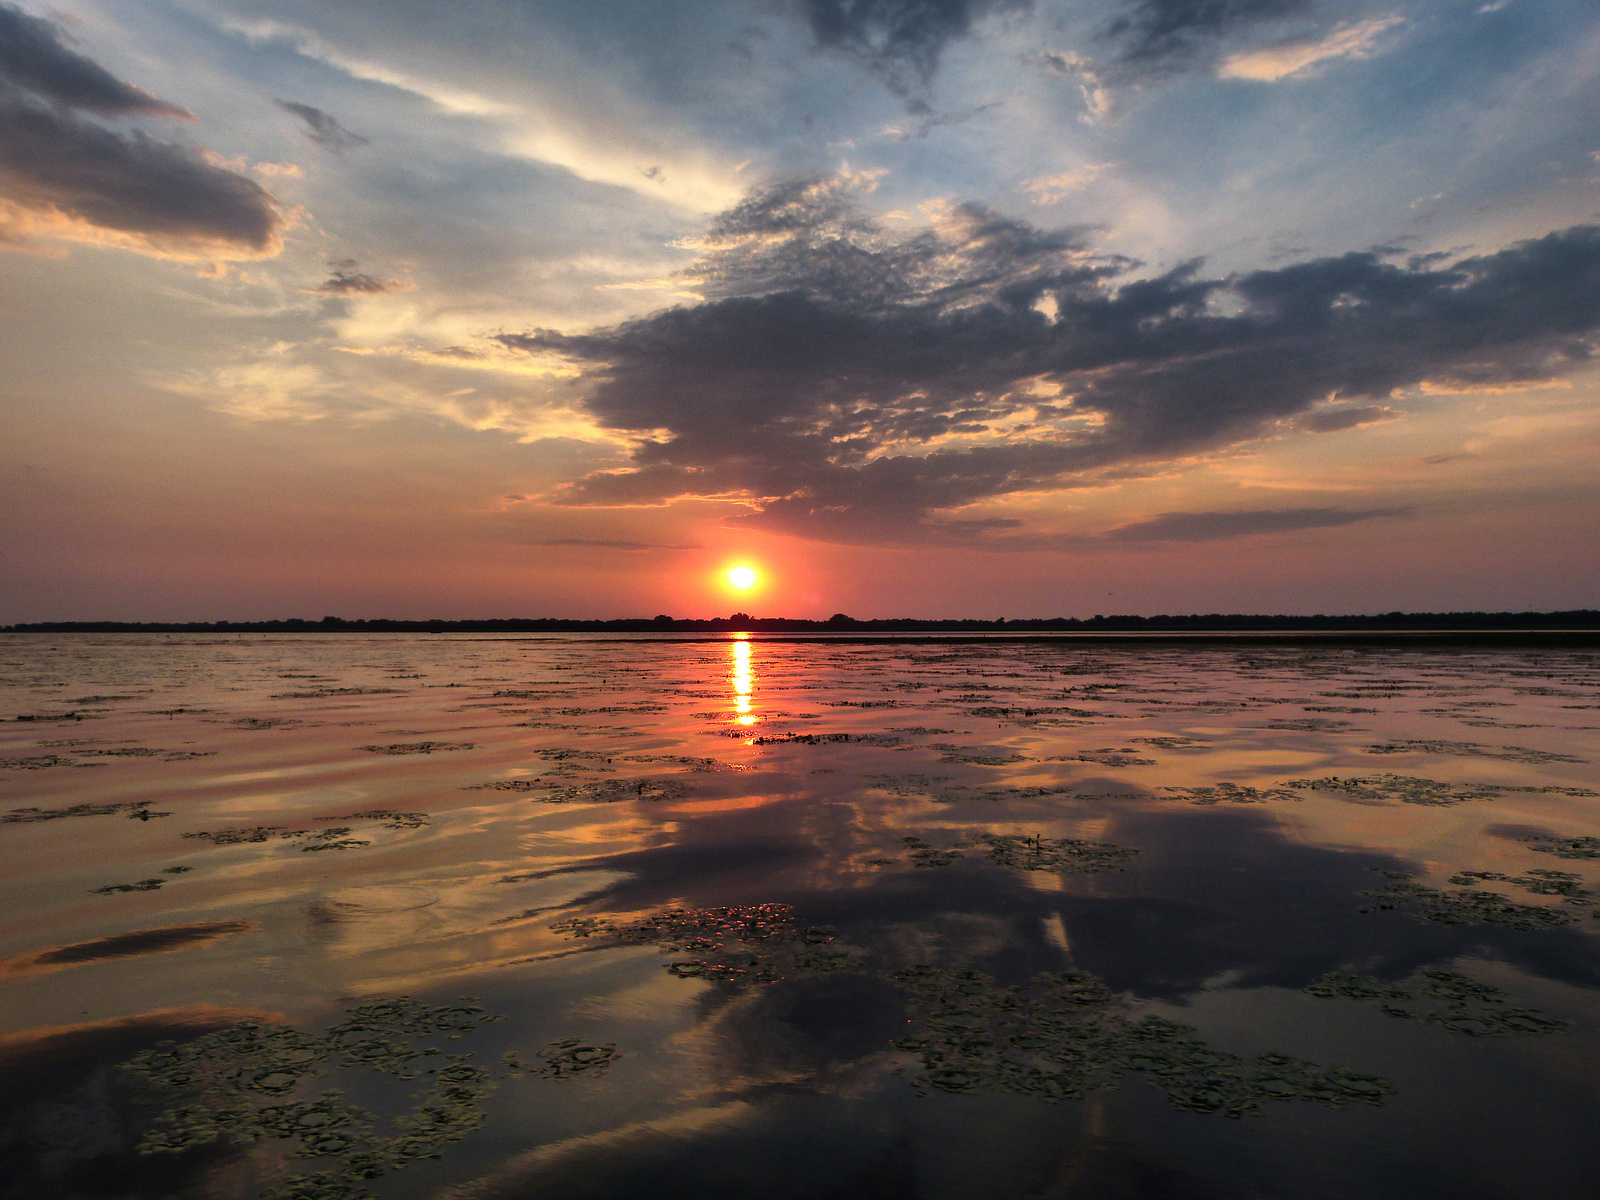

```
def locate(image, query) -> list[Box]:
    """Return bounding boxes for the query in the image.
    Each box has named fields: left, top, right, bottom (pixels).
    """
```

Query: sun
left=726, top=565, right=758, bottom=590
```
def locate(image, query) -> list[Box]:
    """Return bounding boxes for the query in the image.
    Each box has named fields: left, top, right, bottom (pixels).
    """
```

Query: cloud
left=0, top=919, right=256, bottom=979
left=0, top=6, right=281, bottom=256
left=531, top=538, right=701, bottom=551
left=1100, top=0, right=1313, bottom=78
left=275, top=98, right=369, bottom=152
left=1219, top=15, right=1404, bottom=82
left=314, top=257, right=403, bottom=294
left=1022, top=162, right=1115, bottom=204
left=1293, top=403, right=1396, bottom=433
left=1037, top=51, right=1113, bottom=120
left=800, top=0, right=1032, bottom=99
left=0, top=3, right=190, bottom=118
left=1101, top=506, right=1411, bottom=543
left=497, top=177, right=1600, bottom=545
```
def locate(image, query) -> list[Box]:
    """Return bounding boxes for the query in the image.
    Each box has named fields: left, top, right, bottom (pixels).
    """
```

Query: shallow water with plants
left=2, top=632, right=1599, bottom=1199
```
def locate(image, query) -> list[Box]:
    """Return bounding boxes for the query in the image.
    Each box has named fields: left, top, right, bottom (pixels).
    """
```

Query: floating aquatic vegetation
left=887, top=727, right=959, bottom=736
left=823, top=699, right=901, bottom=708
left=1161, top=783, right=1300, bottom=806
left=1131, top=736, right=1207, bottom=749
left=932, top=744, right=1026, bottom=765
left=1263, top=718, right=1357, bottom=732
left=1061, top=748, right=1156, bottom=767
left=979, top=833, right=1139, bottom=874
left=901, top=836, right=965, bottom=868
left=76, top=746, right=165, bottom=758
left=1362, top=740, right=1584, bottom=764
left=1278, top=774, right=1502, bottom=806
left=0, top=754, right=74, bottom=770
left=1449, top=869, right=1593, bottom=904
left=120, top=996, right=574, bottom=1200
left=272, top=687, right=403, bottom=699
left=357, top=741, right=474, bottom=755
left=329, top=810, right=430, bottom=830
left=233, top=717, right=305, bottom=729
left=92, top=877, right=168, bottom=894
left=1521, top=835, right=1600, bottom=859
left=11, top=711, right=90, bottom=722
left=502, top=1038, right=620, bottom=1079
left=1306, top=968, right=1567, bottom=1036
left=184, top=825, right=373, bottom=851
left=889, top=966, right=1392, bottom=1117
left=523, top=777, right=693, bottom=804
left=3, top=800, right=168, bottom=824
left=551, top=903, right=843, bottom=986
left=747, top=731, right=904, bottom=748
left=1359, top=870, right=1579, bottom=929
left=619, top=754, right=749, bottom=771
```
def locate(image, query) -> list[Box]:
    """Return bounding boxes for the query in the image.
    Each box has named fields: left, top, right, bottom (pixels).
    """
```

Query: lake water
left=2, top=632, right=1598, bottom=1200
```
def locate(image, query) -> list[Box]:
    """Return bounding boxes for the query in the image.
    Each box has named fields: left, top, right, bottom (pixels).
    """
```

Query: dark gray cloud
left=1295, top=403, right=1394, bottom=433
left=498, top=179, right=1600, bottom=545
left=0, top=2, right=189, bottom=117
left=275, top=99, right=369, bottom=153
left=314, top=258, right=400, bottom=294
left=1102, top=506, right=1411, bottom=542
left=1099, top=0, right=1313, bottom=77
left=800, top=0, right=1032, bottom=98
left=0, top=6, right=279, bottom=254
left=0, top=96, right=282, bottom=251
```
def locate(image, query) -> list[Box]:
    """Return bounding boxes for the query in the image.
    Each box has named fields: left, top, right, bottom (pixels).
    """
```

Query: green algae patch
left=1307, top=969, right=1568, bottom=1036
left=121, top=996, right=602, bottom=1200
left=888, top=966, right=1393, bottom=1117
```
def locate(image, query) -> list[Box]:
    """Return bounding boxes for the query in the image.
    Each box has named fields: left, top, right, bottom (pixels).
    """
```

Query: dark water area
left=2, top=633, right=1598, bottom=1200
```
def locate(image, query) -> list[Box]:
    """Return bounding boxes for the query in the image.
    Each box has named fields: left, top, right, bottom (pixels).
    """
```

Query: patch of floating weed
left=1362, top=740, right=1584, bottom=764
left=902, top=836, right=965, bottom=868
left=1521, top=835, right=1600, bottom=859
left=1359, top=870, right=1579, bottom=929
left=888, top=966, right=1392, bottom=1116
left=12, top=711, right=93, bottom=723
left=329, top=810, right=430, bottom=830
left=1449, top=868, right=1593, bottom=904
left=3, top=800, right=168, bottom=824
left=1131, top=736, right=1207, bottom=750
left=232, top=717, right=304, bottom=730
left=121, top=996, right=583, bottom=1200
left=619, top=754, right=749, bottom=772
left=887, top=727, right=959, bottom=736
left=524, top=778, right=694, bottom=804
left=552, top=903, right=847, bottom=986
left=1306, top=968, right=1567, bottom=1036
left=932, top=744, right=1026, bottom=765
left=272, top=687, right=403, bottom=699
left=979, top=833, right=1138, bottom=874
left=1059, top=748, right=1155, bottom=767
left=357, top=742, right=474, bottom=756
left=1279, top=774, right=1501, bottom=806
left=746, top=732, right=905, bottom=748
left=1263, top=718, right=1357, bottom=732
left=92, top=877, right=169, bottom=894
left=0, top=754, right=75, bottom=770
left=1162, top=783, right=1300, bottom=806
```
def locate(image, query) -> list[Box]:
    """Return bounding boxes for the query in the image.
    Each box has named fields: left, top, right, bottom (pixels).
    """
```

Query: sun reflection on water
left=731, top=636, right=756, bottom=725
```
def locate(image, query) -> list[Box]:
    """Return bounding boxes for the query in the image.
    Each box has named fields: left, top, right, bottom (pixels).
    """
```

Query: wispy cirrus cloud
left=1220, top=15, right=1404, bottom=82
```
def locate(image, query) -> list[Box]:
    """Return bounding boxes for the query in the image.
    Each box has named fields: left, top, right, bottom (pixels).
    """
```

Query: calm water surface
left=2, top=633, right=1599, bottom=1200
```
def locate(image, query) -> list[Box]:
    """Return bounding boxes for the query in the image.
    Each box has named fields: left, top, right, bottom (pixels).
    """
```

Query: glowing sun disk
left=726, top=565, right=757, bottom=590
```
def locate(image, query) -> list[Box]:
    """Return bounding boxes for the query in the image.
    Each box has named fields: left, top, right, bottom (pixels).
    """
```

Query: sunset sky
left=3, top=0, right=1598, bottom=620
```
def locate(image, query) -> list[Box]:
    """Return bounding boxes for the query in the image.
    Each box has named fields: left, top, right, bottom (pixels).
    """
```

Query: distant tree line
left=6, top=610, right=1599, bottom=634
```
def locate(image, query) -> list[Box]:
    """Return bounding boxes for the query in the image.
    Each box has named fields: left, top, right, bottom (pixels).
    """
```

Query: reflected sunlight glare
left=731, top=637, right=756, bottom=724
